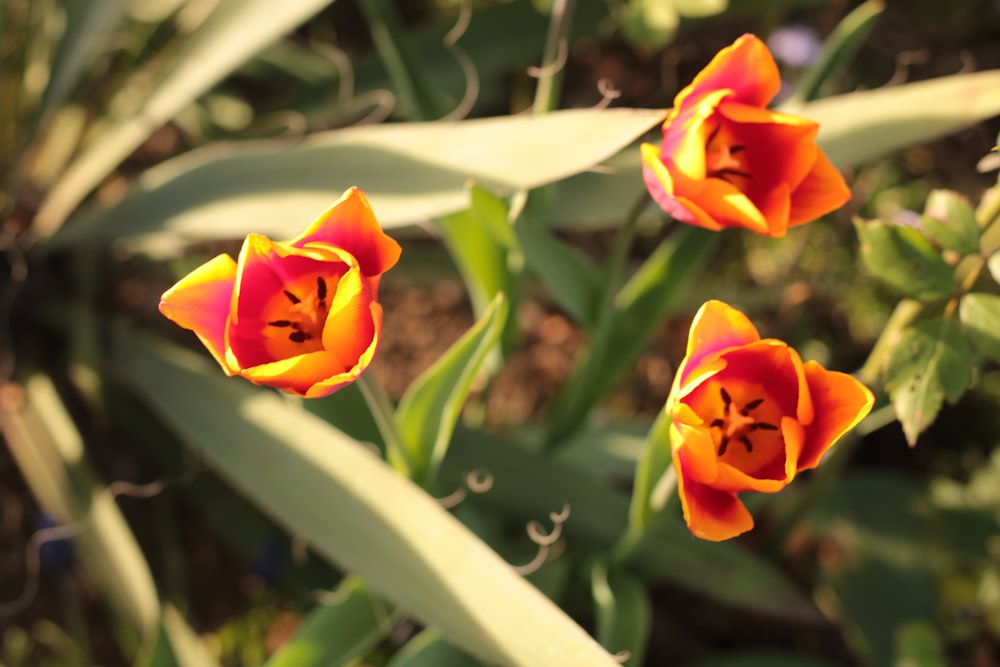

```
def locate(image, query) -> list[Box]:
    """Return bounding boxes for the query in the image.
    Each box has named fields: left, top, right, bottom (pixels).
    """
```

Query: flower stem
left=356, top=372, right=413, bottom=477
left=531, top=0, right=576, bottom=115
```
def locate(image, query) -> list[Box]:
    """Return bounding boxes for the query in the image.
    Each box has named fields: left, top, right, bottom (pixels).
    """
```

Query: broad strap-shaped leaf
left=591, top=562, right=651, bottom=667
left=884, top=316, right=972, bottom=445
left=396, top=293, right=508, bottom=486
left=959, top=292, right=1000, bottom=363
left=35, top=0, right=340, bottom=237
left=856, top=219, right=956, bottom=302
left=48, top=108, right=666, bottom=250
left=443, top=428, right=821, bottom=621
left=264, top=577, right=393, bottom=667
left=615, top=411, right=675, bottom=561
left=112, top=332, right=620, bottom=667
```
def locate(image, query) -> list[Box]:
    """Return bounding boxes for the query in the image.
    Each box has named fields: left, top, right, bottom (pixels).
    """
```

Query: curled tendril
left=0, top=476, right=170, bottom=616
left=593, top=78, right=623, bottom=110
left=512, top=503, right=571, bottom=575
left=526, top=38, right=568, bottom=79
left=311, top=41, right=396, bottom=126
left=437, top=469, right=495, bottom=509
left=440, top=0, right=480, bottom=121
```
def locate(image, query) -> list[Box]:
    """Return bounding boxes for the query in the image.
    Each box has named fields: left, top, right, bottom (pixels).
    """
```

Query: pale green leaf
left=48, top=108, right=666, bottom=250
left=34, top=0, right=338, bottom=237
left=884, top=317, right=973, bottom=445
left=396, top=294, right=508, bottom=485
left=591, top=563, right=650, bottom=667
left=386, top=631, right=484, bottom=667
left=959, top=292, right=1000, bottom=363
left=112, top=333, right=618, bottom=667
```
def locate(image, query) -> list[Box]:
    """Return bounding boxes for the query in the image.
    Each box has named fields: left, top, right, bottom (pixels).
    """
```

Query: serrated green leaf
left=959, top=292, right=1000, bottom=362
left=884, top=317, right=972, bottom=444
left=786, top=0, right=884, bottom=105
left=591, top=563, right=650, bottom=667
left=396, top=293, right=508, bottom=486
left=856, top=219, right=956, bottom=302
left=386, top=631, right=484, bottom=667
left=48, top=108, right=665, bottom=250
left=112, top=333, right=620, bottom=667
left=920, top=190, right=981, bottom=255
left=264, top=577, right=390, bottom=667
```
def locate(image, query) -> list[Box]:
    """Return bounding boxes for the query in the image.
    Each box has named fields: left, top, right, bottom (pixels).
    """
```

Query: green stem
left=531, top=0, right=576, bottom=115
left=356, top=372, right=413, bottom=477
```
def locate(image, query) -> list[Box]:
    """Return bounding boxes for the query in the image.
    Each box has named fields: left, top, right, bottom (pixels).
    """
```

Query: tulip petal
left=240, top=350, right=353, bottom=397
left=671, top=419, right=720, bottom=484
left=787, top=149, right=852, bottom=227
left=159, top=254, right=238, bottom=374
left=683, top=178, right=771, bottom=235
left=308, top=302, right=383, bottom=398
left=799, top=362, right=875, bottom=469
left=675, top=455, right=755, bottom=541
left=679, top=301, right=760, bottom=386
left=322, top=267, right=377, bottom=368
left=290, top=186, right=402, bottom=279
left=674, top=34, right=779, bottom=112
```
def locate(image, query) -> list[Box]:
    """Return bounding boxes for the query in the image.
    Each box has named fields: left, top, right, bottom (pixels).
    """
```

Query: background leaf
left=960, top=292, right=1000, bottom=363
left=856, top=219, right=956, bottom=302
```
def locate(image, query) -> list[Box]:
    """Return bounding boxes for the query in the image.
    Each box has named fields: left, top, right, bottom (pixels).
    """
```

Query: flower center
left=708, top=386, right=779, bottom=456
left=266, top=275, right=330, bottom=348
left=705, top=123, right=750, bottom=186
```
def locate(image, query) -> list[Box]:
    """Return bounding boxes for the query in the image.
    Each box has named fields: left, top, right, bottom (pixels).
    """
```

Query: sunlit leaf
left=855, top=219, right=956, bottom=302
left=884, top=317, right=973, bottom=445
left=959, top=292, right=1000, bottom=363
left=396, top=294, right=507, bottom=486
left=386, top=631, right=484, bottom=667
left=920, top=190, right=980, bottom=256
left=48, top=108, right=665, bottom=250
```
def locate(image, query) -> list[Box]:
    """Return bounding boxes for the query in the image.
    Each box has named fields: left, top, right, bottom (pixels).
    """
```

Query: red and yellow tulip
left=667, top=301, right=873, bottom=541
left=641, top=34, right=851, bottom=237
left=159, top=187, right=400, bottom=398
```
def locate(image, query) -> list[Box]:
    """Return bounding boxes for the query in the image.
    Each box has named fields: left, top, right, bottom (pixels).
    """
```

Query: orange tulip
left=159, top=187, right=401, bottom=398
left=641, top=34, right=851, bottom=237
left=666, top=301, right=873, bottom=541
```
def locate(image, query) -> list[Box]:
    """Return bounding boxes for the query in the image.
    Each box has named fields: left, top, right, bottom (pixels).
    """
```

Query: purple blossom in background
left=768, top=25, right=822, bottom=68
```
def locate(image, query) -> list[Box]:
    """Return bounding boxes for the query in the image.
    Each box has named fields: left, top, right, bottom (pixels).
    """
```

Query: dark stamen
left=268, top=320, right=293, bottom=327
left=739, top=435, right=754, bottom=452
left=718, top=436, right=730, bottom=456
left=289, top=330, right=312, bottom=343
left=317, top=276, right=328, bottom=303
left=709, top=418, right=725, bottom=429
left=720, top=387, right=732, bottom=407
left=742, top=398, right=763, bottom=412
left=729, top=144, right=746, bottom=154
left=751, top=422, right=779, bottom=431
left=706, top=124, right=721, bottom=146
left=713, top=168, right=752, bottom=180
left=283, top=289, right=301, bottom=304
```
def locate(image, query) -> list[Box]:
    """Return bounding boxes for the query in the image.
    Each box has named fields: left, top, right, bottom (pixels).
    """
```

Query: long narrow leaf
left=113, top=332, right=619, bottom=667
left=46, top=108, right=666, bottom=249
left=396, top=293, right=508, bottom=485
left=34, top=0, right=338, bottom=237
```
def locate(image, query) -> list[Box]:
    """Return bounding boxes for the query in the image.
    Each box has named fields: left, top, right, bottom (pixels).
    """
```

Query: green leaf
left=112, top=332, right=620, bottom=667
left=884, top=317, right=973, bottom=445
left=386, top=631, right=484, bottom=667
left=623, top=0, right=678, bottom=49
left=35, top=0, right=339, bottom=237
left=615, top=412, right=675, bottom=561
left=959, top=292, right=1000, bottom=362
left=855, top=219, right=956, bottom=302
left=803, top=69, right=1000, bottom=169
left=895, top=620, right=947, bottom=667
left=49, top=108, right=666, bottom=250
left=264, top=577, right=391, bottom=667
left=514, top=211, right=601, bottom=327
left=396, top=293, right=508, bottom=486
left=591, top=563, right=650, bottom=667
left=786, top=0, right=885, bottom=105
left=920, top=190, right=981, bottom=256
left=444, top=429, right=821, bottom=621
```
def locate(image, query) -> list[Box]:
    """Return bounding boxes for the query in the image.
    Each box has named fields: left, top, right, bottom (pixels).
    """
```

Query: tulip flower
left=641, top=34, right=851, bottom=237
left=159, top=187, right=401, bottom=398
left=666, top=301, right=873, bottom=541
